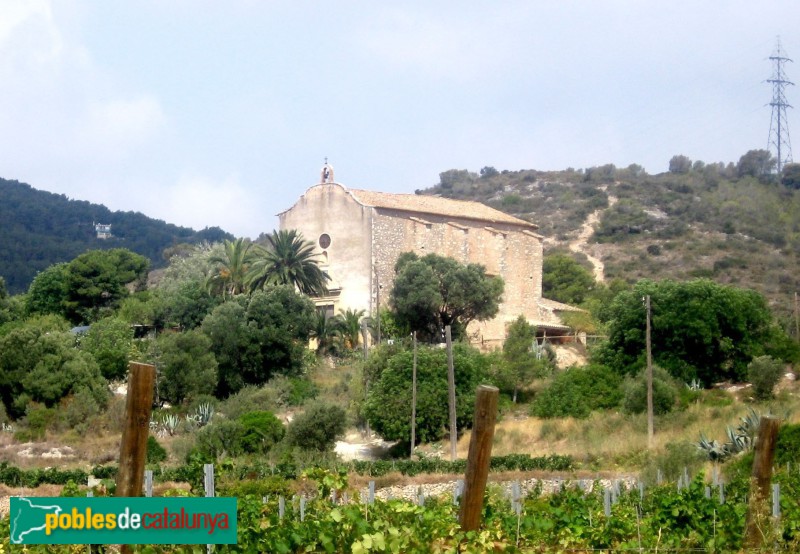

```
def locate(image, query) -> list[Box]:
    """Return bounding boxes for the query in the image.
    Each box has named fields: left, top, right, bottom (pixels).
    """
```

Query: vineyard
left=3, top=462, right=800, bottom=553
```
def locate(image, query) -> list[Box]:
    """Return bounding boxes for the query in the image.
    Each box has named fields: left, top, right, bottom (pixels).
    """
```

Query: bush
left=238, top=411, right=285, bottom=454
left=363, top=344, right=489, bottom=442
left=640, top=441, right=706, bottom=485
left=776, top=423, right=800, bottom=466
left=146, top=436, right=168, bottom=464
left=194, top=420, right=246, bottom=459
left=219, top=385, right=282, bottom=420
left=286, top=402, right=346, bottom=452
left=530, top=364, right=622, bottom=419
left=747, top=355, right=784, bottom=400
left=622, top=367, right=678, bottom=415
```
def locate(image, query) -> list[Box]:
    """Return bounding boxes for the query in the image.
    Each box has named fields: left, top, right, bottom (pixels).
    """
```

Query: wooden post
left=743, top=416, right=781, bottom=549
left=115, top=362, right=155, bottom=497
left=410, top=331, right=417, bottom=458
left=459, top=385, right=499, bottom=531
left=445, top=325, right=457, bottom=461
left=645, top=295, right=654, bottom=449
left=115, top=362, right=155, bottom=554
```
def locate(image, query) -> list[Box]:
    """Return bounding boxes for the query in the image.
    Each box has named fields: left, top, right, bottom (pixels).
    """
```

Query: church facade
left=277, top=165, right=576, bottom=346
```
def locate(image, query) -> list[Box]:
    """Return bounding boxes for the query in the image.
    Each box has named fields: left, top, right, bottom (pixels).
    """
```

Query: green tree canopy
left=499, top=315, right=549, bottom=402
left=25, top=263, right=69, bottom=317
left=201, top=286, right=315, bottom=397
left=363, top=344, right=488, bottom=444
left=62, top=249, right=149, bottom=324
left=597, top=279, right=791, bottom=385
left=79, top=317, right=135, bottom=380
left=737, top=149, right=776, bottom=180
left=389, top=252, right=504, bottom=341
left=247, top=229, right=329, bottom=296
left=207, top=238, right=255, bottom=298
left=156, top=329, right=218, bottom=405
left=0, top=321, right=108, bottom=418
left=542, top=253, right=595, bottom=305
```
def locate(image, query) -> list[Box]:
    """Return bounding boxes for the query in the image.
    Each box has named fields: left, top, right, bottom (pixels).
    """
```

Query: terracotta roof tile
left=347, top=188, right=537, bottom=228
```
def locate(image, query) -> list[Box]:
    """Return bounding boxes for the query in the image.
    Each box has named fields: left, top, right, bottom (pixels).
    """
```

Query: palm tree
left=311, top=310, right=339, bottom=355
left=207, top=238, right=254, bottom=298
left=246, top=229, right=329, bottom=296
left=334, top=308, right=366, bottom=350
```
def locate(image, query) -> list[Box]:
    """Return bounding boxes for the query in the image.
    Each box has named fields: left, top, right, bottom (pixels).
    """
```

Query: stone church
left=278, top=163, right=578, bottom=346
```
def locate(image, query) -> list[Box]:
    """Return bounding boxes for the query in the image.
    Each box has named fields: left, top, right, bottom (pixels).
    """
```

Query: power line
left=766, top=36, right=794, bottom=174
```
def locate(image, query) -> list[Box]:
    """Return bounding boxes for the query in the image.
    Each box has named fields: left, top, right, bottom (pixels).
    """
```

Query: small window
left=319, top=233, right=331, bottom=249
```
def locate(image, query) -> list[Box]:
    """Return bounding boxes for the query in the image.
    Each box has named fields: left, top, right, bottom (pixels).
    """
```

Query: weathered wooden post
left=743, top=416, right=781, bottom=549
left=459, top=385, right=499, bottom=531
left=115, top=362, right=155, bottom=554
left=115, top=362, right=156, bottom=497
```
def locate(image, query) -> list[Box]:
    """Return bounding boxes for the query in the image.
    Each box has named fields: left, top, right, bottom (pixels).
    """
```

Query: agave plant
left=194, top=403, right=214, bottom=427
left=161, top=413, right=180, bottom=436
left=697, top=433, right=729, bottom=462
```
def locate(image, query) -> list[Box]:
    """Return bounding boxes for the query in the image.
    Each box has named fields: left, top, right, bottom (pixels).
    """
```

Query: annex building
left=278, top=163, right=578, bottom=346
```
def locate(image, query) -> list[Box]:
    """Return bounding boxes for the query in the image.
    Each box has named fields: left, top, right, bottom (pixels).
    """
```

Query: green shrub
left=747, top=355, right=784, bottom=400
left=219, top=385, right=282, bottom=420
left=194, top=419, right=246, bottom=459
left=640, top=441, right=706, bottom=485
left=286, top=402, right=346, bottom=452
left=238, top=411, right=285, bottom=454
left=530, top=364, right=622, bottom=419
left=776, top=423, right=800, bottom=466
left=622, top=367, right=678, bottom=415
left=146, top=436, right=168, bottom=464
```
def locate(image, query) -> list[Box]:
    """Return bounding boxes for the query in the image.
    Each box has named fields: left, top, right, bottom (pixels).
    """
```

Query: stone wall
left=371, top=208, right=544, bottom=344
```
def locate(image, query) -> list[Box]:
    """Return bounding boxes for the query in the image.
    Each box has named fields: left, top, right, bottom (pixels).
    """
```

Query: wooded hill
left=416, top=159, right=800, bottom=324
left=0, top=178, right=233, bottom=294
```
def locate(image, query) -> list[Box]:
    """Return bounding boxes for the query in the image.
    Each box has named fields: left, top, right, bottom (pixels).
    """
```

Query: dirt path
left=567, top=195, right=617, bottom=283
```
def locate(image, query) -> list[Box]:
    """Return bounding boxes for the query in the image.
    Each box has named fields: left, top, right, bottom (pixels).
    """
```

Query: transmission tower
left=766, top=37, right=794, bottom=174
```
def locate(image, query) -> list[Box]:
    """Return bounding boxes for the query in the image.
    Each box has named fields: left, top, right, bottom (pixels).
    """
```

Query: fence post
left=114, top=362, right=155, bottom=554
left=743, top=416, right=780, bottom=550
left=458, top=385, right=499, bottom=531
left=144, top=470, right=153, bottom=498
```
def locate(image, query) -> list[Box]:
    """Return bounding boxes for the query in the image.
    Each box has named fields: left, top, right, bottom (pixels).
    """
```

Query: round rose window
left=319, top=233, right=331, bottom=249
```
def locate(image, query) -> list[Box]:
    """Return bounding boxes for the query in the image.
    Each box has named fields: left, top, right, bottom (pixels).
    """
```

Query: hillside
left=0, top=178, right=233, bottom=294
left=417, top=164, right=800, bottom=324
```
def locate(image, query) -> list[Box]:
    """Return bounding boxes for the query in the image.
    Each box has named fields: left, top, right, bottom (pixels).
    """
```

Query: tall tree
left=501, top=316, right=546, bottom=403
left=390, top=252, right=504, bottom=341
left=207, top=238, right=254, bottom=298
left=542, top=253, right=595, bottom=305
left=247, top=229, right=329, bottom=296
left=62, top=249, right=149, bottom=324
left=598, top=279, right=795, bottom=385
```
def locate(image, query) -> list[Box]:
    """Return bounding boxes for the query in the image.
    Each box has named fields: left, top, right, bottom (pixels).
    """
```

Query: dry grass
left=455, top=381, right=800, bottom=471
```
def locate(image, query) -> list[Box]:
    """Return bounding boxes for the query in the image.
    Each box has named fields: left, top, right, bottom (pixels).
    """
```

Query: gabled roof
left=539, top=298, right=587, bottom=313
left=347, top=188, right=537, bottom=228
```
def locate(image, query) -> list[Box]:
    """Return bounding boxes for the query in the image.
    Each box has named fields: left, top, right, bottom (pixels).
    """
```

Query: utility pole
left=375, top=273, right=382, bottom=346
left=645, top=295, right=654, bottom=449
left=445, top=325, right=457, bottom=461
left=410, top=331, right=417, bottom=458
left=767, top=37, right=794, bottom=175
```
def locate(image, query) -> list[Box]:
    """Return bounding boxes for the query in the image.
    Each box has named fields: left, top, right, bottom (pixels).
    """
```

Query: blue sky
left=0, top=1, right=797, bottom=238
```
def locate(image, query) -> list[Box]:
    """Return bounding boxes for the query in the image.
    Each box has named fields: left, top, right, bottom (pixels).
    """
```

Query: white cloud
left=153, top=174, right=265, bottom=239
left=74, top=96, right=166, bottom=159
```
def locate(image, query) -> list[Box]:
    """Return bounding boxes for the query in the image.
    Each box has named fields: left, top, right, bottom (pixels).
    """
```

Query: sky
left=1, top=1, right=798, bottom=239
